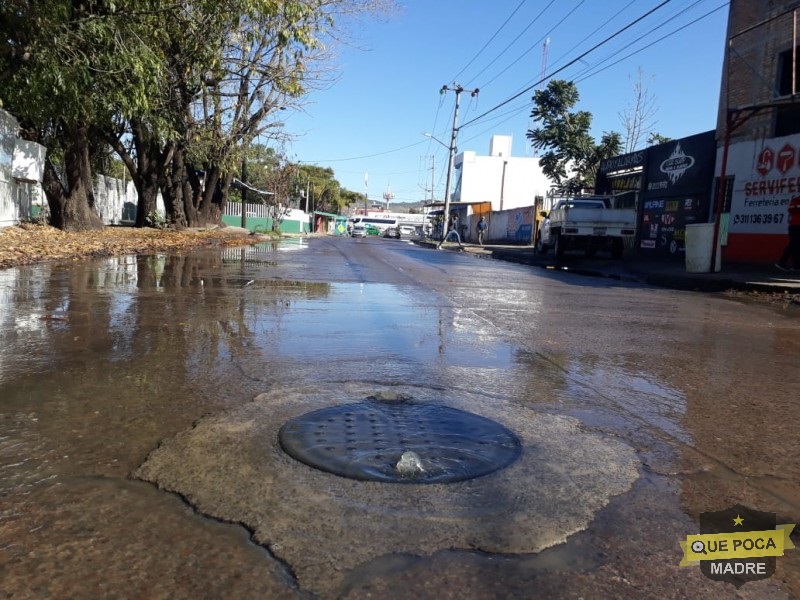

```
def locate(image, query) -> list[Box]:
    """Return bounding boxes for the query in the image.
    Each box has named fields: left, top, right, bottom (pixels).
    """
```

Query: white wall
left=452, top=135, right=553, bottom=210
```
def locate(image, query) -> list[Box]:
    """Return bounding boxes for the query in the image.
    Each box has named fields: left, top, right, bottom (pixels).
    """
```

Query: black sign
left=643, top=130, right=716, bottom=198
left=599, top=150, right=646, bottom=174
left=639, top=195, right=710, bottom=258
left=638, top=131, right=716, bottom=259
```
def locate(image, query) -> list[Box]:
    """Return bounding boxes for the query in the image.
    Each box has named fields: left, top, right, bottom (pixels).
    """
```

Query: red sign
left=778, top=144, right=796, bottom=174
left=757, top=147, right=774, bottom=176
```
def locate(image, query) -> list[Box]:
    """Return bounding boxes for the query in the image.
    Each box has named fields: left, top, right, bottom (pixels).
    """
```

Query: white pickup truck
left=536, top=197, right=636, bottom=259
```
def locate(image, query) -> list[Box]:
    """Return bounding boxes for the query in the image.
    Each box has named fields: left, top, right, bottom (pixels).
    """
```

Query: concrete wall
left=453, top=205, right=535, bottom=245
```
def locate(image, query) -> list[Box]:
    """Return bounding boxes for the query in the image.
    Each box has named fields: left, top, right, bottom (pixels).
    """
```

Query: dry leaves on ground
left=0, top=224, right=264, bottom=270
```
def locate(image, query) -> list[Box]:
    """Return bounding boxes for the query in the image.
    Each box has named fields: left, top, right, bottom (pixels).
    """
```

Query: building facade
left=451, top=135, right=553, bottom=210
left=716, top=1, right=800, bottom=263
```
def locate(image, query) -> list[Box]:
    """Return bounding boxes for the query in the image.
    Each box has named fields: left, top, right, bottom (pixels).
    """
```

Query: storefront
left=637, top=130, right=716, bottom=260
left=718, top=132, right=800, bottom=263
left=595, top=149, right=647, bottom=210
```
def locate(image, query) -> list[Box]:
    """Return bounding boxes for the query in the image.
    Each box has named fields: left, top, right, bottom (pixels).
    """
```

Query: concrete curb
left=413, top=240, right=800, bottom=296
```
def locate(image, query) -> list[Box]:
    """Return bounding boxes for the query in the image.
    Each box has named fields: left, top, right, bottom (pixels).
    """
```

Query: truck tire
left=611, top=238, right=624, bottom=259
left=554, top=233, right=565, bottom=259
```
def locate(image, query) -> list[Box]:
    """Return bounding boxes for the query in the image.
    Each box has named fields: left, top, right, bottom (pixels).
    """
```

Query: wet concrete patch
left=278, top=399, right=521, bottom=483
left=134, top=383, right=640, bottom=598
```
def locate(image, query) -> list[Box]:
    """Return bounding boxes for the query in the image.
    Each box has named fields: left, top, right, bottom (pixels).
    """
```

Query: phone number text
left=732, top=212, right=785, bottom=225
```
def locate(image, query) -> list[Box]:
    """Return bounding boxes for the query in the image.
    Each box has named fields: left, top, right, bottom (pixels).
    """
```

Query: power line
left=450, top=0, right=528, bottom=83
left=574, top=1, right=725, bottom=83
left=477, top=1, right=586, bottom=90
left=458, top=2, right=727, bottom=156
left=466, top=0, right=559, bottom=86
left=543, top=0, right=638, bottom=77
left=569, top=0, right=712, bottom=80
left=458, top=2, right=726, bottom=148
left=459, top=0, right=676, bottom=131
left=298, top=139, right=428, bottom=163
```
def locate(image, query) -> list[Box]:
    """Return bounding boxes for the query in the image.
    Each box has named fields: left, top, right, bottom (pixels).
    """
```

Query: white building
left=451, top=135, right=553, bottom=210
left=1, top=109, right=46, bottom=228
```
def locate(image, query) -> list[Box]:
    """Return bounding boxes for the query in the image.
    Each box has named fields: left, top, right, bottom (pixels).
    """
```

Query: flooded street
left=1, top=235, right=799, bottom=599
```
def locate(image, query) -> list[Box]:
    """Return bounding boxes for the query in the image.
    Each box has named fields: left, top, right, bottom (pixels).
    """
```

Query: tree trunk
left=131, top=120, right=163, bottom=228
left=163, top=144, right=188, bottom=229
left=182, top=161, right=225, bottom=228
left=41, top=123, right=103, bottom=232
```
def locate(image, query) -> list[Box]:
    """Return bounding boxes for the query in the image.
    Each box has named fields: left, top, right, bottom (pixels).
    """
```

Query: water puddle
left=9, top=240, right=783, bottom=597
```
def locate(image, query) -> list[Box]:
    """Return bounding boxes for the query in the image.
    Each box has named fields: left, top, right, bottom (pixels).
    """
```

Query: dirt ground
left=0, top=223, right=265, bottom=270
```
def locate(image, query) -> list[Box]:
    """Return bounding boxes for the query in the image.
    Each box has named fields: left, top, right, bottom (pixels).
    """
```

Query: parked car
left=398, top=225, right=417, bottom=237
left=365, top=224, right=381, bottom=236
left=383, top=227, right=401, bottom=239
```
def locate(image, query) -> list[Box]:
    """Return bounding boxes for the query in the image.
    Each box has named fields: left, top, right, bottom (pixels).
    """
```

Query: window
left=774, top=46, right=800, bottom=136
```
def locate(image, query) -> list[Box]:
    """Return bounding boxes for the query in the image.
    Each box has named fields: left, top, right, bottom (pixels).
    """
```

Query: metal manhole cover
left=278, top=401, right=521, bottom=483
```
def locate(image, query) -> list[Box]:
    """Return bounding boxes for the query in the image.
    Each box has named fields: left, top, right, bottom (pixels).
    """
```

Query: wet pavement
left=1, top=236, right=799, bottom=599
left=425, top=238, right=800, bottom=295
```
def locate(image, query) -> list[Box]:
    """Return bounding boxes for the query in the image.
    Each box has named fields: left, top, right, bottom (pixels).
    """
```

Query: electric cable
left=459, top=0, right=676, bottom=131
left=450, top=0, right=528, bottom=84
left=574, top=2, right=728, bottom=83
left=466, top=0, right=558, bottom=86
left=477, top=1, right=585, bottom=90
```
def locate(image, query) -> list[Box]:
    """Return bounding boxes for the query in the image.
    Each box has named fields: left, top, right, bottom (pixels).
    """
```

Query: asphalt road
left=1, top=234, right=798, bottom=599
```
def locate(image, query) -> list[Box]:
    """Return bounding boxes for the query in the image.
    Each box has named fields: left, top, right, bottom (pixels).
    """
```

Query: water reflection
left=3, top=236, right=798, bottom=597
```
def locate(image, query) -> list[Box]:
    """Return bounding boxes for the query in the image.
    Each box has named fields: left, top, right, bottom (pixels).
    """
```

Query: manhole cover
left=278, top=401, right=521, bottom=483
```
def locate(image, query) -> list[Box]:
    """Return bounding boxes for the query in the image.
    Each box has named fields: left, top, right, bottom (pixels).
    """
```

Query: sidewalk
left=416, top=239, right=800, bottom=295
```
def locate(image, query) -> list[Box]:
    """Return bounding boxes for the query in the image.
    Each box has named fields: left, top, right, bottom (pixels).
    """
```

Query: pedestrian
left=437, top=212, right=464, bottom=249
left=776, top=195, right=800, bottom=271
left=476, top=216, right=487, bottom=246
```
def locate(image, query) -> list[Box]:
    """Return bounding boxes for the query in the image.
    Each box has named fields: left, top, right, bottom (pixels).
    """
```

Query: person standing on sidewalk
left=476, top=216, right=487, bottom=246
left=776, top=195, right=800, bottom=270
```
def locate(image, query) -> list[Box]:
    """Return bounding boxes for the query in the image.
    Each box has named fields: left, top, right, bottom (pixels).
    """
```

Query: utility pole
left=440, top=83, right=478, bottom=240
left=240, top=158, right=248, bottom=229
left=364, top=172, right=368, bottom=216
left=430, top=155, right=435, bottom=203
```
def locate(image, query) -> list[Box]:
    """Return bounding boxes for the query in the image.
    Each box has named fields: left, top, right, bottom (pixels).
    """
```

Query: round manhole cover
left=278, top=401, right=521, bottom=483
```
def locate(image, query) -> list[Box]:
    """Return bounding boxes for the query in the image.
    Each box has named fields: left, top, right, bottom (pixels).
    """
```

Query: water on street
left=1, top=235, right=798, bottom=599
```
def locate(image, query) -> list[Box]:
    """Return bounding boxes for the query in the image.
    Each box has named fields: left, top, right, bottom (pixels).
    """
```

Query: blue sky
left=281, top=0, right=730, bottom=205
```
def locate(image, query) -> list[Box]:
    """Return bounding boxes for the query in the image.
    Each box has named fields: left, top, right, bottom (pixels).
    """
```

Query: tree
left=619, top=68, right=659, bottom=153
left=647, top=132, right=672, bottom=146
left=292, top=165, right=343, bottom=214
left=1, top=1, right=166, bottom=231
left=526, top=80, right=622, bottom=195
left=2, top=0, right=393, bottom=231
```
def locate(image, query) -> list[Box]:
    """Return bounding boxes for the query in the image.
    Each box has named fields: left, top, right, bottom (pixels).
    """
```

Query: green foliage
left=292, top=164, right=343, bottom=213
left=527, top=80, right=622, bottom=195
left=1, top=0, right=394, bottom=230
left=1, top=2, right=167, bottom=133
left=647, top=132, right=672, bottom=146
left=145, top=211, right=169, bottom=229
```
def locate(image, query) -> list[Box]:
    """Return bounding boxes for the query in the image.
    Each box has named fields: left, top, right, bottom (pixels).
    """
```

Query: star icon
left=733, top=515, right=744, bottom=526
